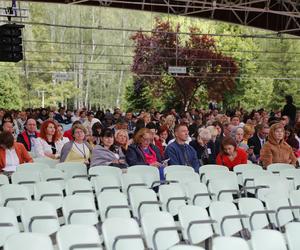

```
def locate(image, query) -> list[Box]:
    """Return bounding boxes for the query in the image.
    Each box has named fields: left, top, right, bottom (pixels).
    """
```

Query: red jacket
left=64, top=129, right=73, bottom=141
left=216, top=148, right=247, bottom=170
left=0, top=142, right=33, bottom=171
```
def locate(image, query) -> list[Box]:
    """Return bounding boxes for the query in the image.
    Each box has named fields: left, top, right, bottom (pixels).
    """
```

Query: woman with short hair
left=115, top=129, right=130, bottom=154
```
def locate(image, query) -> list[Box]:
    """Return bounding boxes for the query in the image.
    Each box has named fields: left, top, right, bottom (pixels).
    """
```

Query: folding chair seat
left=17, top=162, right=49, bottom=172
left=233, top=164, right=263, bottom=185
left=89, top=166, right=122, bottom=182
left=0, top=207, right=19, bottom=247
left=208, top=172, right=240, bottom=202
left=0, top=174, right=9, bottom=186
left=121, top=173, right=147, bottom=198
left=212, top=236, right=250, bottom=250
left=56, top=225, right=102, bottom=250
left=56, top=162, right=88, bottom=179
left=184, top=182, right=212, bottom=208
left=199, top=164, right=228, bottom=183
left=251, top=229, right=287, bottom=250
left=178, top=205, right=215, bottom=245
left=209, top=201, right=247, bottom=237
left=11, top=171, right=40, bottom=196
left=102, top=218, right=144, bottom=250
left=34, top=157, right=59, bottom=168
left=0, top=184, right=31, bottom=216
left=238, top=197, right=273, bottom=231
left=21, top=201, right=60, bottom=235
left=127, top=165, right=161, bottom=188
left=164, top=165, right=195, bottom=176
left=166, top=172, right=199, bottom=185
left=280, top=168, right=300, bottom=190
left=93, top=175, right=121, bottom=194
left=34, top=182, right=64, bottom=210
left=65, top=179, right=93, bottom=199
left=241, top=170, right=272, bottom=196
left=97, top=191, right=130, bottom=221
left=62, top=195, right=98, bottom=225
left=40, top=168, right=65, bottom=190
left=129, top=188, right=160, bottom=220
left=4, top=232, right=54, bottom=250
left=141, top=211, right=181, bottom=250
left=159, top=183, right=188, bottom=216
left=267, top=163, right=294, bottom=174
left=285, top=222, right=300, bottom=250
left=169, top=246, right=205, bottom=250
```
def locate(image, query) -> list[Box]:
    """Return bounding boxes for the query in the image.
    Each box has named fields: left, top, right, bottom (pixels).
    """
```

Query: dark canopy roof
left=21, top=0, right=300, bottom=36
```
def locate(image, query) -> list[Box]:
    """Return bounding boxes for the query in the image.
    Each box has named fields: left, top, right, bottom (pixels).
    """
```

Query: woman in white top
left=57, top=124, right=70, bottom=145
left=35, top=120, right=64, bottom=159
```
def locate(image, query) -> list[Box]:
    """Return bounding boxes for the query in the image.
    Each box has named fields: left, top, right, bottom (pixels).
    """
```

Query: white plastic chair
left=233, top=164, right=263, bottom=185
left=285, top=222, right=300, bottom=250
left=267, top=163, right=294, bottom=174
left=212, top=236, right=250, bottom=250
left=199, top=164, right=228, bottom=183
left=97, top=191, right=130, bottom=221
left=127, top=165, right=161, bottom=188
left=0, top=207, right=19, bottom=247
left=17, top=162, right=49, bottom=172
left=102, top=218, right=144, bottom=250
left=121, top=173, right=147, bottom=198
left=34, top=182, right=64, bottom=210
left=289, top=190, right=300, bottom=219
left=251, top=229, right=287, bottom=250
left=141, top=211, right=180, bottom=250
left=93, top=174, right=121, bottom=194
left=0, top=184, right=31, bottom=216
left=89, top=166, right=122, bottom=182
left=280, top=168, right=300, bottom=190
left=4, top=233, right=54, bottom=250
left=56, top=225, right=102, bottom=250
left=56, top=162, right=88, bottom=179
left=21, top=201, right=60, bottom=235
left=65, top=179, right=93, bottom=198
left=166, top=172, right=200, bottom=185
left=164, top=165, right=195, bottom=176
left=63, top=195, right=98, bottom=225
left=40, top=168, right=65, bottom=190
left=209, top=201, right=247, bottom=236
left=184, top=182, right=212, bottom=208
left=159, top=183, right=188, bottom=216
left=0, top=174, right=9, bottom=186
left=178, top=205, right=215, bottom=245
left=11, top=171, right=40, bottom=196
left=169, top=246, right=205, bottom=250
left=129, top=188, right=161, bottom=220
left=34, top=157, right=59, bottom=168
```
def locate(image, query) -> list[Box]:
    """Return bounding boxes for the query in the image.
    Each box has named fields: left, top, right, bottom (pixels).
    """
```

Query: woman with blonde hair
left=115, top=129, right=130, bottom=154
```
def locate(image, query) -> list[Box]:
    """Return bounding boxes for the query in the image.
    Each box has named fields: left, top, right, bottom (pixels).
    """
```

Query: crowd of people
left=0, top=95, right=299, bottom=174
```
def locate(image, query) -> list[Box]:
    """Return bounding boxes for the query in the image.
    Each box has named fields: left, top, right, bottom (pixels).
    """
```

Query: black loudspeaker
left=0, top=24, right=24, bottom=62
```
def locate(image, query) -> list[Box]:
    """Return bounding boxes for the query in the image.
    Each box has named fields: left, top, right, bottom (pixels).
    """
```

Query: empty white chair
left=241, top=169, right=272, bottom=195
left=233, top=164, right=263, bottom=185
left=164, top=165, right=195, bottom=176
left=0, top=207, right=19, bottom=247
left=56, top=225, right=102, bottom=250
left=251, top=229, right=287, bottom=250
left=0, top=184, right=31, bottom=216
left=17, top=162, right=49, bottom=172
left=56, top=162, right=88, bottom=179
left=127, top=165, right=161, bottom=188
left=121, top=173, right=147, bottom=197
left=4, top=233, right=54, bottom=250
left=267, top=163, right=294, bottom=174
left=102, top=218, right=144, bottom=250
left=89, top=166, right=122, bottom=181
left=93, top=174, right=121, bottom=194
left=285, top=222, right=300, bottom=250
left=129, top=188, right=160, bottom=220
left=34, top=157, right=59, bottom=168
left=289, top=190, right=300, bottom=219
left=209, top=201, right=247, bottom=236
left=159, top=183, right=188, bottom=216
left=280, top=168, right=300, bottom=190
left=212, top=236, right=250, bottom=250
left=97, top=191, right=130, bottom=221
left=141, top=211, right=180, bottom=250
left=178, top=205, right=215, bottom=245
left=11, top=171, right=40, bottom=196
left=65, top=179, right=93, bottom=198
left=166, top=172, right=199, bottom=185
left=185, top=182, right=212, bottom=208
left=63, top=195, right=98, bottom=225
left=199, top=164, right=228, bottom=182
left=169, top=246, right=205, bottom=250
left=238, top=198, right=273, bottom=231
left=21, top=201, right=60, bottom=235
left=40, top=168, right=65, bottom=190
left=0, top=174, right=9, bottom=186
left=34, top=182, right=64, bottom=210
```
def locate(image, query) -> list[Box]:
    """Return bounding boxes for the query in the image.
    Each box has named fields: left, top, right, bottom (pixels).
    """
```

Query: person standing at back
left=282, top=95, right=297, bottom=127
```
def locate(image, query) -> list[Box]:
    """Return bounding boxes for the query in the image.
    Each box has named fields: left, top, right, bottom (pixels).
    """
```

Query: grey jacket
left=60, top=141, right=93, bottom=162
left=90, top=145, right=126, bottom=167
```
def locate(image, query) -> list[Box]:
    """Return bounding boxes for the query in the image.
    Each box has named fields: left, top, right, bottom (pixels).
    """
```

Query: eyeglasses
left=142, top=137, right=152, bottom=142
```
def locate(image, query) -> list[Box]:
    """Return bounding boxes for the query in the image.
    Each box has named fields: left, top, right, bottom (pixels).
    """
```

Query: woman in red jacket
left=216, top=136, right=247, bottom=170
left=0, top=131, right=33, bottom=173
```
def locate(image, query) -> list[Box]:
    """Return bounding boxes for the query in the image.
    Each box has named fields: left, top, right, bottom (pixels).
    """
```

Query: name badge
left=207, top=148, right=212, bottom=155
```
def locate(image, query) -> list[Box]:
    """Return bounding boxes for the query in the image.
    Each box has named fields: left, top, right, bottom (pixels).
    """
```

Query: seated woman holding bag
left=90, top=128, right=127, bottom=168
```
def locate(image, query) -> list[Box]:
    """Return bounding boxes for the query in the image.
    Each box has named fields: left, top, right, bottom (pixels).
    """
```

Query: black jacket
left=126, top=143, right=162, bottom=166
left=248, top=134, right=263, bottom=157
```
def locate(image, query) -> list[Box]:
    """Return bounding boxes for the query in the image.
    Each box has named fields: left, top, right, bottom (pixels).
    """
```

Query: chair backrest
left=280, top=168, right=300, bottom=189
left=0, top=174, right=9, bottom=186
left=11, top=171, right=40, bottom=196
left=166, top=172, right=200, bottom=185
left=40, top=168, right=65, bottom=190
left=56, top=162, right=88, bottom=179
left=0, top=207, right=19, bottom=247
left=209, top=201, right=243, bottom=236
left=93, top=175, right=121, bottom=194
left=251, top=229, right=287, bottom=250
left=141, top=211, right=180, bottom=250
left=184, top=182, right=211, bottom=208
left=202, top=169, right=231, bottom=185
left=169, top=245, right=205, bottom=250
left=159, top=183, right=187, bottom=216
left=102, top=217, right=144, bottom=250
left=34, top=157, right=59, bottom=168
left=178, top=205, right=214, bottom=244
left=89, top=166, right=122, bottom=181
left=164, top=165, right=195, bottom=176
left=212, top=236, right=250, bottom=250
left=233, top=164, right=263, bottom=185
left=56, top=225, right=102, bottom=250
left=21, top=201, right=60, bottom=235
left=0, top=184, right=31, bottom=216
left=121, top=173, right=147, bottom=196
left=127, top=165, right=160, bottom=188
left=267, top=163, right=294, bottom=173
left=65, top=179, right=93, bottom=198
left=62, top=195, right=98, bottom=225
left=97, top=191, right=130, bottom=221
left=199, top=165, right=228, bottom=182
left=17, top=162, right=49, bottom=172
left=129, top=188, right=160, bottom=219
left=285, top=222, right=300, bottom=250
left=4, top=232, right=54, bottom=250
left=289, top=190, right=300, bottom=219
